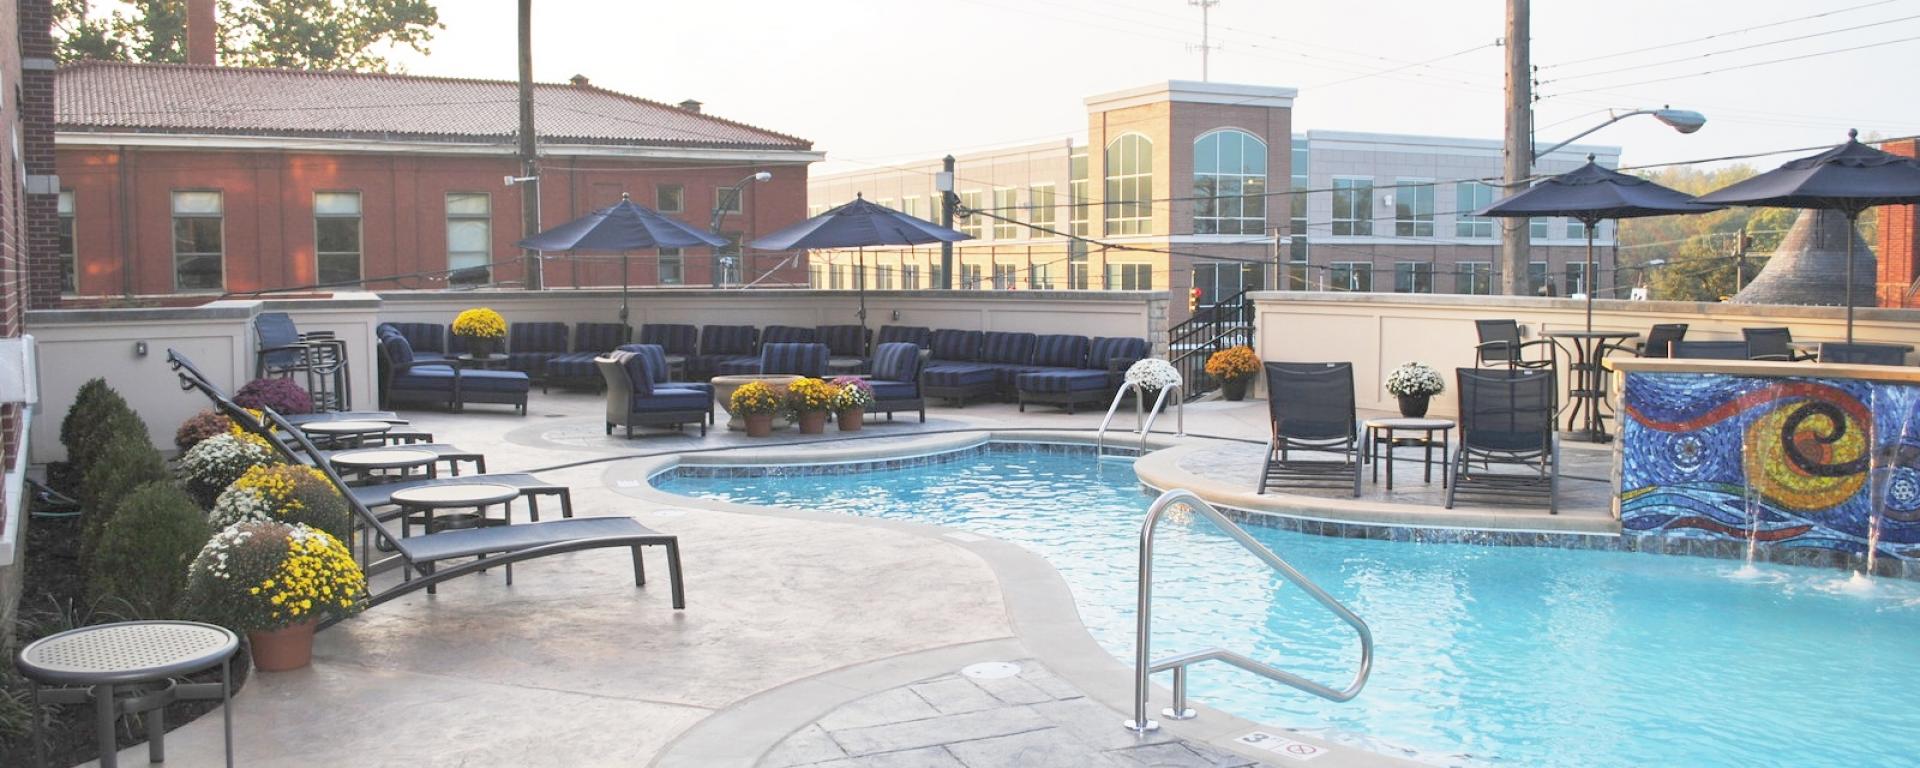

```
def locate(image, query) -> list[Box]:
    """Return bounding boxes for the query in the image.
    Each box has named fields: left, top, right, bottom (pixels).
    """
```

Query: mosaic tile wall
left=1619, top=371, right=1920, bottom=568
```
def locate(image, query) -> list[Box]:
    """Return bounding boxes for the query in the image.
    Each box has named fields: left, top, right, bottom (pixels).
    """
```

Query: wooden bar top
left=1607, top=356, right=1920, bottom=384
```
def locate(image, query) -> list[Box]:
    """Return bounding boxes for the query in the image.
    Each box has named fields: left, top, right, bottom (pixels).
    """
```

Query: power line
left=1544, top=33, right=1920, bottom=98
left=1536, top=0, right=1907, bottom=69
left=1537, top=11, right=1920, bottom=85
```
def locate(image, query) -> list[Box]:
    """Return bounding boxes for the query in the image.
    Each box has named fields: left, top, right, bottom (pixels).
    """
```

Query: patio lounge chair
left=867, top=342, right=926, bottom=422
left=1447, top=368, right=1558, bottom=514
left=506, top=322, right=570, bottom=379
left=1742, top=327, right=1814, bottom=362
left=639, top=323, right=698, bottom=380
left=544, top=322, right=631, bottom=392
left=172, top=353, right=683, bottom=608
left=1257, top=362, right=1361, bottom=498
left=598, top=350, right=711, bottom=438
left=1818, top=342, right=1909, bottom=365
left=1600, top=323, right=1687, bottom=359
left=1671, top=340, right=1751, bottom=360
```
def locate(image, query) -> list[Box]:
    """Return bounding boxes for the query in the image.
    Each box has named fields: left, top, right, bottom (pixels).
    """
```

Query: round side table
left=330, top=447, right=438, bottom=484
left=300, top=419, right=394, bottom=449
left=456, top=353, right=511, bottom=370
left=1362, top=417, right=1456, bottom=491
left=390, top=482, right=519, bottom=534
left=16, top=621, right=240, bottom=768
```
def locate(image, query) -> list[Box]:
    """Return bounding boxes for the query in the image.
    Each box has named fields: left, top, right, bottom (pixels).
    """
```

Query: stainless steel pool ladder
left=1095, top=381, right=1184, bottom=454
left=1124, top=489, right=1373, bottom=734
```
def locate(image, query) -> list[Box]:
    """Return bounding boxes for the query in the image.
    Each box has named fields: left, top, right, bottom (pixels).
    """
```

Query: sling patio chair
left=171, top=350, right=684, bottom=609
left=1743, top=327, right=1815, bottom=362
left=1818, top=342, right=1910, bottom=366
left=1473, top=319, right=1558, bottom=373
left=1671, top=340, right=1751, bottom=360
left=1600, top=323, right=1688, bottom=359
left=254, top=311, right=351, bottom=411
left=1257, top=362, right=1362, bottom=498
left=1447, top=368, right=1559, bottom=514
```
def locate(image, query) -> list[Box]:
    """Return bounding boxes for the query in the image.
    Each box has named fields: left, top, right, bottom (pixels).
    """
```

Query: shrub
left=786, top=377, right=835, bottom=416
left=177, top=432, right=282, bottom=508
left=234, top=378, right=314, bottom=415
left=174, top=409, right=235, bottom=452
left=185, top=520, right=367, bottom=633
left=729, top=381, right=782, bottom=415
left=829, top=376, right=874, bottom=413
left=210, top=464, right=351, bottom=543
left=58, top=378, right=116, bottom=461
left=87, top=482, right=210, bottom=618
left=77, top=434, right=171, bottom=566
left=56, top=379, right=150, bottom=483
left=1204, top=346, right=1260, bottom=382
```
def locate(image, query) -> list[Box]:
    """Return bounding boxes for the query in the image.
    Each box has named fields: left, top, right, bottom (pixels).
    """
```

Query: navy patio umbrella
left=517, top=193, right=728, bottom=323
left=1695, top=130, right=1920, bottom=342
left=1477, top=156, right=1721, bottom=330
left=751, top=195, right=971, bottom=343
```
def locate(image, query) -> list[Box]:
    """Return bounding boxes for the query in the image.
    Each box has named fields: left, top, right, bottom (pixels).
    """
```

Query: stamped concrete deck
left=107, top=390, right=1611, bottom=767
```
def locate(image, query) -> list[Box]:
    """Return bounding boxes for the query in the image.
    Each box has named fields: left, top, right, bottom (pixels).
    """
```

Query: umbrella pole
left=1845, top=210, right=1858, bottom=343
left=1585, top=221, right=1597, bottom=332
left=620, top=251, right=631, bottom=326
left=857, top=246, right=869, bottom=335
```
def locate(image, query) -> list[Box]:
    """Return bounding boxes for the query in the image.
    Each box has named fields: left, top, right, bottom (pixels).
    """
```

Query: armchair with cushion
left=597, top=350, right=710, bottom=438
left=867, top=342, right=926, bottom=422
left=505, top=322, right=570, bottom=379
left=690, top=325, right=759, bottom=380
left=616, top=344, right=714, bottom=408
left=544, top=322, right=631, bottom=392
left=383, top=322, right=450, bottom=362
left=639, top=323, right=699, bottom=380
left=378, top=332, right=530, bottom=414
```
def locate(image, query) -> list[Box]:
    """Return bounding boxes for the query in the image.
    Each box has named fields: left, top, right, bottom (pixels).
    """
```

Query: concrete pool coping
left=629, top=429, right=1426, bottom=768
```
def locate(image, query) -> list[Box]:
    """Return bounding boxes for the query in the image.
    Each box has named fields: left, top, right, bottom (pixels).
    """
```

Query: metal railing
left=1124, top=489, right=1373, bottom=733
left=1095, top=381, right=1183, bottom=454
left=1169, top=290, right=1254, bottom=396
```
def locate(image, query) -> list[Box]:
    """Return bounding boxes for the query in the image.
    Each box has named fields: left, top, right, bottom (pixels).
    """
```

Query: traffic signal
left=1188, top=287, right=1202, bottom=313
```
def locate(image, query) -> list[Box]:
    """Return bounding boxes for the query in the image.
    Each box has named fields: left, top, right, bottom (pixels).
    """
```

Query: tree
left=53, top=0, right=441, bottom=72
left=1615, top=166, right=1834, bottom=302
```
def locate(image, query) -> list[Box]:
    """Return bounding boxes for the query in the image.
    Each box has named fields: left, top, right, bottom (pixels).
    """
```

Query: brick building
left=1881, top=138, right=1918, bottom=307
left=808, top=80, right=1614, bottom=320
left=54, top=62, right=821, bottom=300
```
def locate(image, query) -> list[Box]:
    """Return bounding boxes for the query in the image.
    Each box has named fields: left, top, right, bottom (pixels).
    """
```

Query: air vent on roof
left=569, top=74, right=590, bottom=87
left=678, top=99, right=702, bottom=114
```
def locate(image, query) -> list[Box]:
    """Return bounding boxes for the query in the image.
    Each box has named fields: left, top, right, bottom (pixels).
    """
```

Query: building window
left=1454, top=182, right=1495, bottom=238
left=718, top=233, right=743, bottom=285
left=1393, top=181, right=1434, bottom=237
left=874, top=261, right=895, bottom=290
left=903, top=196, right=922, bottom=220
left=1029, top=184, right=1056, bottom=229
left=1566, top=263, right=1592, bottom=296
left=1104, top=134, right=1153, bottom=235
left=314, top=191, right=362, bottom=286
left=878, top=198, right=894, bottom=211
left=961, top=263, right=983, bottom=289
left=1069, top=149, right=1090, bottom=237
left=172, top=190, right=224, bottom=291
left=1289, top=144, right=1309, bottom=263
left=1530, top=218, right=1551, bottom=240
left=1455, top=261, right=1492, bottom=295
left=1528, top=260, right=1550, bottom=295
left=1068, top=242, right=1089, bottom=290
left=714, top=187, right=744, bottom=216
left=1192, top=262, right=1263, bottom=304
left=658, top=184, right=684, bottom=214
left=1568, top=219, right=1591, bottom=239
left=990, top=262, right=1016, bottom=289
left=1106, top=262, right=1152, bottom=290
left=1030, top=261, right=1053, bottom=290
left=827, top=261, right=844, bottom=290
left=958, top=191, right=983, bottom=238
left=1283, top=262, right=1311, bottom=290
left=659, top=247, right=683, bottom=285
left=1331, top=178, right=1372, bottom=237
left=1329, top=262, right=1372, bottom=292
left=993, top=188, right=1019, bottom=239
left=58, top=190, right=75, bottom=294
left=901, top=263, right=920, bottom=289
left=1192, top=130, right=1267, bottom=235
left=446, top=193, right=492, bottom=280
left=1393, top=262, right=1433, bottom=293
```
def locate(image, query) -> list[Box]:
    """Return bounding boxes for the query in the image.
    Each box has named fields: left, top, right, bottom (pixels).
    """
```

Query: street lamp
left=711, top=171, right=772, bottom=286
left=1534, top=107, right=1705, bottom=160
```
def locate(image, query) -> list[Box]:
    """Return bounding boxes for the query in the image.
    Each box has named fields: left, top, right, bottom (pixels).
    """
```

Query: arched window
left=1104, top=134, right=1154, bottom=236
left=1192, top=130, right=1266, bottom=235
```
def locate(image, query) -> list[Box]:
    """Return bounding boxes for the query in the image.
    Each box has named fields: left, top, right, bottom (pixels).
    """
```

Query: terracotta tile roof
left=56, top=61, right=812, bottom=151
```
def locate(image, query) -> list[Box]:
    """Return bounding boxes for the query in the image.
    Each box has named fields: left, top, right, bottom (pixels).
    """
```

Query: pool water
left=655, top=446, right=1920, bottom=768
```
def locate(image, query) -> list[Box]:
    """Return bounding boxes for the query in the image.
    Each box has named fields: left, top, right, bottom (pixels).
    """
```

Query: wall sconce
left=134, top=341, right=149, bottom=357
left=891, top=310, right=901, bottom=321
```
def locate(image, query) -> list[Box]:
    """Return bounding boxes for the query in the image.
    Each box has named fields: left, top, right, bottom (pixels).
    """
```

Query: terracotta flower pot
left=1397, top=394, right=1432, bottom=418
left=248, top=618, right=319, bottom=672
left=745, top=413, right=774, bottom=437
left=837, top=408, right=864, bottom=432
left=1222, top=378, right=1249, bottom=401
left=797, top=411, right=828, bottom=434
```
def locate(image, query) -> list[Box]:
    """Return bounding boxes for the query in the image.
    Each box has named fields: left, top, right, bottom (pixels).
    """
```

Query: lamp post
left=1533, top=107, right=1706, bottom=161
left=711, top=171, right=773, bottom=286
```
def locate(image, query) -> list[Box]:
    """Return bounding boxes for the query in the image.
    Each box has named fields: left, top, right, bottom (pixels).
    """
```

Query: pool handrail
left=1095, top=381, right=1184, bottom=453
left=1125, top=489, right=1373, bottom=733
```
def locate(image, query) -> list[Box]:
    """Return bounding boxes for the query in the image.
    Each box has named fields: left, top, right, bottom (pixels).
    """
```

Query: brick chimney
left=569, top=74, right=590, bottom=87
left=1880, top=139, right=1918, bottom=307
left=187, top=0, right=216, bottom=65
left=678, top=99, right=702, bottom=114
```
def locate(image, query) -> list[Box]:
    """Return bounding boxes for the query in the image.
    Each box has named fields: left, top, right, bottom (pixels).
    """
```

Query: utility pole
left=1188, top=0, right=1221, bottom=82
left=1497, top=0, right=1530, bottom=296
left=938, top=155, right=956, bottom=290
left=517, top=0, right=543, bottom=290
left=1732, top=229, right=1751, bottom=293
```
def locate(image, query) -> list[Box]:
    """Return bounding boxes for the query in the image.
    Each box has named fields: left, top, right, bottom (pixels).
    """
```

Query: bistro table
left=1362, top=417, right=1455, bottom=490
left=330, top=447, right=438, bottom=484
left=1542, top=329, right=1639, bottom=442
left=16, top=621, right=240, bottom=768
left=300, top=418, right=393, bottom=449
left=455, top=352, right=511, bottom=370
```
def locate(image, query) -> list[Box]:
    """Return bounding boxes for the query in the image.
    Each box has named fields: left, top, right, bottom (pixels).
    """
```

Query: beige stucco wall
left=1253, top=291, right=1920, bottom=417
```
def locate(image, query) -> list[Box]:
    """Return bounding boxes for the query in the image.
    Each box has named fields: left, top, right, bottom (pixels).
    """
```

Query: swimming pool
left=654, top=443, right=1920, bottom=768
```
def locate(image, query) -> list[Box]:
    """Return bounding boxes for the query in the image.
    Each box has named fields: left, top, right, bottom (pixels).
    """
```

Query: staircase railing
left=1169, top=289, right=1254, bottom=396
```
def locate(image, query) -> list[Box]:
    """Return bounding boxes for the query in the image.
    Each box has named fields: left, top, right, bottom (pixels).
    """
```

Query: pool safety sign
left=1233, top=731, right=1328, bottom=761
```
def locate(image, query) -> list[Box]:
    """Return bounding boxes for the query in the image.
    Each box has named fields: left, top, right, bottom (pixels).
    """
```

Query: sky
left=390, top=0, right=1920, bottom=175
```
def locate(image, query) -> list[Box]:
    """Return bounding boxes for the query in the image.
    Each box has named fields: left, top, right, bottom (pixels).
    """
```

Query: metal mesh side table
left=16, top=620, right=239, bottom=768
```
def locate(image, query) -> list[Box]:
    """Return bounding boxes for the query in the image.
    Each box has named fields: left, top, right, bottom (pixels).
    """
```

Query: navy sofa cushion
left=929, top=330, right=982, bottom=362
left=700, top=325, right=759, bottom=355
left=573, top=322, right=629, bottom=353
left=545, top=353, right=602, bottom=381
left=760, top=343, right=830, bottom=377
left=639, top=324, right=698, bottom=355
left=1031, top=335, right=1089, bottom=369
left=712, top=356, right=766, bottom=376
left=762, top=325, right=817, bottom=344
left=878, top=325, right=932, bottom=349
left=388, top=322, right=448, bottom=354
left=871, top=342, right=922, bottom=383
left=456, top=369, right=532, bottom=393
left=817, top=325, right=870, bottom=357
left=510, top=322, right=569, bottom=353
left=979, top=332, right=1036, bottom=365
left=630, top=389, right=710, bottom=412
left=1016, top=370, right=1109, bottom=393
left=923, top=365, right=996, bottom=388
left=870, top=381, right=918, bottom=400
left=614, top=344, right=711, bottom=394
left=1087, top=337, right=1148, bottom=370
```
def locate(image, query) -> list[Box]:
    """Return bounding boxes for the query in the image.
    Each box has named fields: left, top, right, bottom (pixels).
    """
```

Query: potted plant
left=210, top=464, right=354, bottom=544
left=234, top=377, right=315, bottom=415
left=830, top=376, right=874, bottom=432
left=1124, top=358, right=1184, bottom=406
left=452, top=307, right=507, bottom=357
left=729, top=381, right=782, bottom=437
left=1385, top=362, right=1445, bottom=417
left=787, top=377, right=836, bottom=435
left=1203, top=346, right=1260, bottom=401
left=184, top=520, right=367, bottom=671
left=177, top=431, right=283, bottom=508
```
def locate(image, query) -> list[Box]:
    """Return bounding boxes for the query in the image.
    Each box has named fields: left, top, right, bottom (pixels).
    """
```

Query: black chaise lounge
left=1257, top=362, right=1362, bottom=497
left=1447, top=368, right=1559, bottom=514
left=169, top=349, right=685, bottom=609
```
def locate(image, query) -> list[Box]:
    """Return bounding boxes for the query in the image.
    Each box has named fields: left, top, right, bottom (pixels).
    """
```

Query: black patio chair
left=169, top=350, right=684, bottom=610
left=1257, top=362, right=1361, bottom=498
left=1473, top=319, right=1557, bottom=373
left=1601, top=323, right=1687, bottom=359
left=1742, top=327, right=1813, bottom=362
left=1447, top=368, right=1558, bottom=514
left=254, top=311, right=351, bottom=411
left=1671, top=340, right=1751, bottom=360
left=1818, top=342, right=1910, bottom=366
